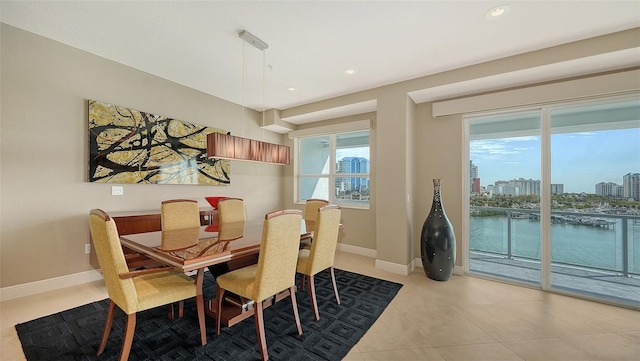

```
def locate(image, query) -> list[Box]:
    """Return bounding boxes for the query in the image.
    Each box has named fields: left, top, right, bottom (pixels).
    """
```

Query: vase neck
left=433, top=180, right=441, bottom=203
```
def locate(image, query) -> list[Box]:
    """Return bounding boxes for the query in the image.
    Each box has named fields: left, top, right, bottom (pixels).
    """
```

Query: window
left=297, top=130, right=370, bottom=208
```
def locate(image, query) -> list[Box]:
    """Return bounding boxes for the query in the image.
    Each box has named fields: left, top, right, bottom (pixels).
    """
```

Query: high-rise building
left=596, top=182, right=621, bottom=197
left=472, top=178, right=480, bottom=194
left=623, top=173, right=640, bottom=201
left=491, top=178, right=553, bottom=196
left=470, top=161, right=478, bottom=193
left=470, top=161, right=478, bottom=178
left=336, top=157, right=369, bottom=191
left=550, top=184, right=564, bottom=195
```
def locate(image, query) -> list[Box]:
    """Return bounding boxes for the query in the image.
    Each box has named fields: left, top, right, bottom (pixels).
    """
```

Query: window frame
left=295, top=129, right=370, bottom=209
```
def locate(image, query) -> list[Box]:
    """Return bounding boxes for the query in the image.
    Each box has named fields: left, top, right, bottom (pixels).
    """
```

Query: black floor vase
left=421, top=179, right=456, bottom=281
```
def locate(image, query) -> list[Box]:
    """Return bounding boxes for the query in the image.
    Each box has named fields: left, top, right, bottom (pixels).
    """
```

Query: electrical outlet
left=111, top=186, right=123, bottom=196
left=85, top=244, right=91, bottom=254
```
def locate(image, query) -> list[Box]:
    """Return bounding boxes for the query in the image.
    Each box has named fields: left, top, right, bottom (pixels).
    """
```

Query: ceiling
left=2, top=1, right=639, bottom=128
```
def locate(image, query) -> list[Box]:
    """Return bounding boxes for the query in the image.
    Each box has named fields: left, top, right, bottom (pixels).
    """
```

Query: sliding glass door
left=466, top=95, right=640, bottom=308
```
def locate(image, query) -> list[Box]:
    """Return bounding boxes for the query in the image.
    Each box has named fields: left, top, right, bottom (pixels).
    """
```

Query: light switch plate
left=111, top=186, right=123, bottom=196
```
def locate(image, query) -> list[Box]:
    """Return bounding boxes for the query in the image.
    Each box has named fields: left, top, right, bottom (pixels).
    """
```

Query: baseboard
left=374, top=259, right=411, bottom=275
left=413, top=257, right=464, bottom=275
left=336, top=243, right=377, bottom=258
left=336, top=243, right=409, bottom=275
left=1, top=270, right=104, bottom=302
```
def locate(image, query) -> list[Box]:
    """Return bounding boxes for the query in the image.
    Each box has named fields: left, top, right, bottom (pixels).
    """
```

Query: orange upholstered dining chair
left=296, top=204, right=342, bottom=320
left=215, top=209, right=304, bottom=361
left=88, top=209, right=205, bottom=361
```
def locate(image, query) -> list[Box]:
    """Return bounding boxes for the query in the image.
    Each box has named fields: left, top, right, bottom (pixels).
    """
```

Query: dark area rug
left=16, top=269, right=402, bottom=361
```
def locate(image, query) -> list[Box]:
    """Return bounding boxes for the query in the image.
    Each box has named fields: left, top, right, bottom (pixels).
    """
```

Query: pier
left=528, top=213, right=616, bottom=229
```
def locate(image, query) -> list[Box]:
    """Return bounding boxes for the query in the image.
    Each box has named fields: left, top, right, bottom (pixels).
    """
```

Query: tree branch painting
left=88, top=100, right=230, bottom=185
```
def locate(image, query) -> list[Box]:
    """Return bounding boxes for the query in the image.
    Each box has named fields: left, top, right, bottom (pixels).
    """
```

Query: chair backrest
left=218, top=218, right=245, bottom=241
left=305, top=205, right=342, bottom=275
left=304, top=199, right=329, bottom=222
left=161, top=199, right=200, bottom=230
left=218, top=198, right=246, bottom=224
left=88, top=209, right=138, bottom=313
left=252, top=209, right=302, bottom=302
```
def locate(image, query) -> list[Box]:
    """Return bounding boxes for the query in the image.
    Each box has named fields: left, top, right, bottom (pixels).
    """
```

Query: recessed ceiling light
left=486, top=5, right=510, bottom=19
left=287, top=86, right=297, bottom=91
left=344, top=69, right=358, bottom=75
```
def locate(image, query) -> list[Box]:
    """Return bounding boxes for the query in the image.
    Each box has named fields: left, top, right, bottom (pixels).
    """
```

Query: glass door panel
left=550, top=99, right=640, bottom=306
left=468, top=111, right=542, bottom=286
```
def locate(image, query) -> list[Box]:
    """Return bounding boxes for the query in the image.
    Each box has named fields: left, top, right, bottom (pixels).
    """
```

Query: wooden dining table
left=119, top=219, right=315, bottom=345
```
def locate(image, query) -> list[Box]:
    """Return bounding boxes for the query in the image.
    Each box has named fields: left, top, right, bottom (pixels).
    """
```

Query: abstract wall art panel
left=88, top=100, right=230, bottom=185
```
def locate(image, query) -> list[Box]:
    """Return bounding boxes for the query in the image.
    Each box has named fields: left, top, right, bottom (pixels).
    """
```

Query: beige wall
left=413, top=104, right=464, bottom=268
left=2, top=23, right=638, bottom=289
left=0, top=24, right=285, bottom=287
left=281, top=28, right=639, bottom=275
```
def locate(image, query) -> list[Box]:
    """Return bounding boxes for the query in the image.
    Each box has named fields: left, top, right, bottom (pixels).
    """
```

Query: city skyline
left=470, top=128, right=640, bottom=193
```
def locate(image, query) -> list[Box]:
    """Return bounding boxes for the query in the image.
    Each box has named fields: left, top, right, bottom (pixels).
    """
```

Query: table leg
left=196, top=268, right=207, bottom=345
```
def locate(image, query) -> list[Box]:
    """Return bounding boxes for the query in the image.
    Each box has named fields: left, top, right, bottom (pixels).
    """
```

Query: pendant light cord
left=241, top=39, right=246, bottom=138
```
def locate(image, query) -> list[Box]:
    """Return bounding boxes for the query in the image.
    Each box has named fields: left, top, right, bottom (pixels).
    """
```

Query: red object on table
left=205, top=196, right=228, bottom=210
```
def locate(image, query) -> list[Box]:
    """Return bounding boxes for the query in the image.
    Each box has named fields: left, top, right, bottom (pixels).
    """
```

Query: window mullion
left=540, top=108, right=552, bottom=290
left=330, top=134, right=336, bottom=203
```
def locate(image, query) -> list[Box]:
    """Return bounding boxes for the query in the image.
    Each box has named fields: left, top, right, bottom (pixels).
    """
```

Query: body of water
left=470, top=215, right=640, bottom=274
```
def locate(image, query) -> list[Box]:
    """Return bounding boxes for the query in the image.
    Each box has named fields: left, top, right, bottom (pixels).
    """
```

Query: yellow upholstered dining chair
left=217, top=197, right=246, bottom=224
left=304, top=199, right=329, bottom=223
left=296, top=204, right=341, bottom=320
left=160, top=199, right=201, bottom=318
left=208, top=197, right=248, bottom=278
left=88, top=209, right=206, bottom=361
left=301, top=199, right=329, bottom=248
left=161, top=199, right=200, bottom=231
left=215, top=209, right=304, bottom=361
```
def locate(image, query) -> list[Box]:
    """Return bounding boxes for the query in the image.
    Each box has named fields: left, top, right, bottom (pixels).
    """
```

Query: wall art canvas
left=88, top=100, right=230, bottom=185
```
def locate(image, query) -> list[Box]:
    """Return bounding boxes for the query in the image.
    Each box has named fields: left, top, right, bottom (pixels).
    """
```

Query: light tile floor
left=2, top=251, right=640, bottom=360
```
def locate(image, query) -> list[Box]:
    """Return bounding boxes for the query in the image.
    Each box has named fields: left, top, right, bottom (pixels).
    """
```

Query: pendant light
left=207, top=30, right=290, bottom=165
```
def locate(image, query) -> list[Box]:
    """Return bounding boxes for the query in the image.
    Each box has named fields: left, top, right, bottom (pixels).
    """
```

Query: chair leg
left=215, top=285, right=225, bottom=335
left=119, top=313, right=136, bottom=361
left=289, top=286, right=303, bottom=335
left=178, top=300, right=184, bottom=318
left=329, top=267, right=340, bottom=305
left=299, top=273, right=306, bottom=290
left=167, top=304, right=174, bottom=319
left=307, top=275, right=320, bottom=320
left=254, top=300, right=268, bottom=361
left=97, top=300, right=116, bottom=355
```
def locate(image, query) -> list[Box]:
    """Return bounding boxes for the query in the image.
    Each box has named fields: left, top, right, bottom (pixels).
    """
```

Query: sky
left=470, top=128, right=640, bottom=193
left=337, top=147, right=369, bottom=161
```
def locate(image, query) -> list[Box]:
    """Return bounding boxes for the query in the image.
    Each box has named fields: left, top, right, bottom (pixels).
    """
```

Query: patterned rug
left=16, top=269, right=402, bottom=361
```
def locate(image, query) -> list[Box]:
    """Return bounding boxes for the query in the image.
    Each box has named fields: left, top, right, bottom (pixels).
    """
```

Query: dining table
left=119, top=218, right=315, bottom=345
